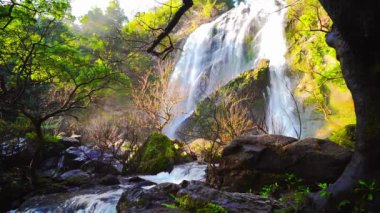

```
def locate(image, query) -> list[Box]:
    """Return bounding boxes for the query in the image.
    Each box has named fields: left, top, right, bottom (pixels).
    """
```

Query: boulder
left=116, top=180, right=285, bottom=213
left=207, top=135, right=352, bottom=192
left=36, top=157, right=60, bottom=178
left=129, top=132, right=184, bottom=175
left=81, top=160, right=120, bottom=175
left=60, top=169, right=90, bottom=180
left=99, top=174, right=120, bottom=185
left=125, top=176, right=157, bottom=188
left=61, top=146, right=122, bottom=174
left=59, top=137, right=81, bottom=148
left=60, top=169, right=91, bottom=187
left=186, top=138, right=217, bottom=162
left=0, top=138, right=34, bottom=168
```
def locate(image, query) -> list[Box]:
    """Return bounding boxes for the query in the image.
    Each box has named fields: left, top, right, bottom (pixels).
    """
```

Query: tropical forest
left=0, top=0, right=379, bottom=212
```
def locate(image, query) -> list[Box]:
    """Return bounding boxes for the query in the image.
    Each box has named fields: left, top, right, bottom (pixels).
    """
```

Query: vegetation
left=285, top=0, right=355, bottom=139
left=1, top=0, right=378, bottom=212
left=178, top=59, right=270, bottom=163
left=163, top=194, right=228, bottom=213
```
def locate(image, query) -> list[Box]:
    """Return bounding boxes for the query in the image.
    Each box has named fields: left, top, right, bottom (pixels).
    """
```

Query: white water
left=18, top=162, right=206, bottom=213
left=140, top=162, right=206, bottom=186
left=164, top=0, right=299, bottom=138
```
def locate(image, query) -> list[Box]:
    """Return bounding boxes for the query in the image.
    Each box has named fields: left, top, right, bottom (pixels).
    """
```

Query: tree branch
left=147, top=0, right=193, bottom=56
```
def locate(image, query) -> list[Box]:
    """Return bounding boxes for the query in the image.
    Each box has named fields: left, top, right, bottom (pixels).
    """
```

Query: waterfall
left=262, top=2, right=300, bottom=138
left=164, top=0, right=300, bottom=139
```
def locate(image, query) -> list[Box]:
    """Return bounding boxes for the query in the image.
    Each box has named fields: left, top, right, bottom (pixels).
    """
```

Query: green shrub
left=260, top=182, right=279, bottom=198
left=26, top=132, right=60, bottom=143
left=164, top=194, right=227, bottom=213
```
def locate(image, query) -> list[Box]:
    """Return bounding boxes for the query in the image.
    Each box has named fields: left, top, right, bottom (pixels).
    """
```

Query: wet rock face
left=116, top=180, right=285, bottom=213
left=0, top=138, right=34, bottom=168
left=207, top=134, right=352, bottom=192
left=60, top=169, right=90, bottom=180
left=175, top=59, right=271, bottom=142
left=61, top=146, right=123, bottom=174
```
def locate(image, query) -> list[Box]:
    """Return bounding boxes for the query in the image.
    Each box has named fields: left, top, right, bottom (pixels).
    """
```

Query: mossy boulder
left=220, top=58, right=270, bottom=98
left=131, top=132, right=185, bottom=175
left=176, top=59, right=270, bottom=141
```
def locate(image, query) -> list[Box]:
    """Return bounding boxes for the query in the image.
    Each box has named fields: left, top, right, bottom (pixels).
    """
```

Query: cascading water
left=18, top=2, right=302, bottom=212
left=164, top=0, right=299, bottom=138
left=18, top=163, right=206, bottom=212
left=258, top=2, right=301, bottom=138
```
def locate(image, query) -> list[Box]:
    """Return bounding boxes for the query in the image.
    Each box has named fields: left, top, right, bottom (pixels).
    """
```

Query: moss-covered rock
left=176, top=59, right=270, bottom=142
left=220, top=58, right=270, bottom=97
left=130, top=132, right=184, bottom=175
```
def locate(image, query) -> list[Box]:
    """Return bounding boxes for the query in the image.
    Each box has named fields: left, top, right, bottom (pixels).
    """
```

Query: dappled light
left=1, top=0, right=379, bottom=212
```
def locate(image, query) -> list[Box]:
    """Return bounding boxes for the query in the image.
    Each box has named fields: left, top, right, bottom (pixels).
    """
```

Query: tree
left=308, top=0, right=380, bottom=210
left=0, top=0, right=129, bottom=141
left=132, top=60, right=182, bottom=132
left=79, top=0, right=128, bottom=70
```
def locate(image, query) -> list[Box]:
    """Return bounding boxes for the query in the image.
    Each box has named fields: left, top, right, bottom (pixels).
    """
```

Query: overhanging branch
left=147, top=0, right=193, bottom=57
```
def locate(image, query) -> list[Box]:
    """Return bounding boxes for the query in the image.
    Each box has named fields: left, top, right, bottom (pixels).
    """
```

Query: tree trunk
left=29, top=119, right=44, bottom=183
left=313, top=0, right=380, bottom=209
left=31, top=118, right=44, bottom=141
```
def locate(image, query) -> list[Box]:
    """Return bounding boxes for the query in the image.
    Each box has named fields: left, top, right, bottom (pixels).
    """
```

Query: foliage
left=25, top=132, right=59, bottom=143
left=121, top=0, right=229, bottom=57
left=79, top=0, right=129, bottom=70
left=285, top=0, right=355, bottom=140
left=260, top=182, right=279, bottom=197
left=164, top=194, right=228, bottom=213
left=0, top=115, right=32, bottom=141
left=285, top=173, right=304, bottom=190
left=265, top=173, right=311, bottom=212
left=331, top=179, right=379, bottom=212
left=0, top=0, right=129, bottom=141
left=352, top=180, right=379, bottom=212
left=318, top=182, right=331, bottom=199
left=328, top=124, right=355, bottom=150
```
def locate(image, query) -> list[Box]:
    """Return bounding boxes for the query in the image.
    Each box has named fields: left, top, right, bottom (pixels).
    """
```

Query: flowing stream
left=17, top=163, right=206, bottom=213
left=164, top=0, right=300, bottom=138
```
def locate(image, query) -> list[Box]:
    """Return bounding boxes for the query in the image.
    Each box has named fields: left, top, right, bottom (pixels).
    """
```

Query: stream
left=17, top=162, right=207, bottom=213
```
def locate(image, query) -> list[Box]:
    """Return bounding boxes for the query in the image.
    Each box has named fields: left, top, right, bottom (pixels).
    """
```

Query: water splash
left=164, top=0, right=299, bottom=138
left=139, top=162, right=206, bottom=185
left=18, top=162, right=206, bottom=213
